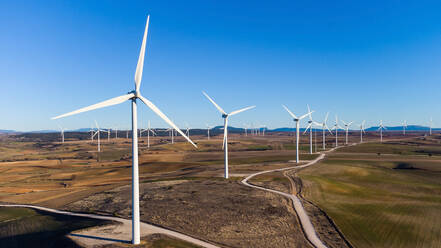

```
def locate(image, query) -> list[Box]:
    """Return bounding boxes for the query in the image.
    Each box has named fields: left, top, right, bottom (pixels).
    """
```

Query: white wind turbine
left=114, top=126, right=118, bottom=139
left=359, top=120, right=366, bottom=143
left=146, top=121, right=156, bottom=148
left=206, top=124, right=213, bottom=140
left=341, top=120, right=353, bottom=145
left=313, top=112, right=332, bottom=150
left=331, top=116, right=344, bottom=147
left=92, top=121, right=101, bottom=152
left=402, top=120, right=407, bottom=135
left=303, top=105, right=315, bottom=154
left=90, top=125, right=95, bottom=143
left=429, top=117, right=433, bottom=135
left=51, top=15, right=196, bottom=245
left=282, top=105, right=314, bottom=163
left=203, top=92, right=255, bottom=179
left=378, top=120, right=387, bottom=142
left=57, top=125, right=65, bottom=143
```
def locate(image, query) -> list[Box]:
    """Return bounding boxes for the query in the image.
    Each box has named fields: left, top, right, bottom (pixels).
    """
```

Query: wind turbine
left=51, top=15, right=196, bottom=245
left=313, top=112, right=332, bottom=150
left=185, top=123, right=190, bottom=139
left=331, top=116, right=344, bottom=147
left=57, top=125, right=65, bottom=143
left=203, top=92, right=255, bottom=179
left=93, top=121, right=101, bottom=152
left=402, top=120, right=407, bottom=135
left=90, top=125, right=95, bottom=143
left=146, top=121, right=156, bottom=148
left=114, top=126, right=118, bottom=139
left=206, top=124, right=212, bottom=140
left=378, top=120, right=386, bottom=142
left=341, top=120, right=353, bottom=145
left=303, top=105, right=315, bottom=154
left=282, top=105, right=313, bottom=163
left=359, top=120, right=366, bottom=143
left=429, top=117, right=433, bottom=135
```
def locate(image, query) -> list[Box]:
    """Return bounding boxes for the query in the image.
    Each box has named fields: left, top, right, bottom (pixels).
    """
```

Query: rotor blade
left=52, top=93, right=134, bottom=120
left=282, top=105, right=298, bottom=119
left=324, top=112, right=329, bottom=123
left=134, top=15, right=150, bottom=92
left=138, top=95, right=197, bottom=148
left=299, top=111, right=314, bottom=120
left=341, top=120, right=347, bottom=126
left=222, top=118, right=229, bottom=150
left=348, top=121, right=353, bottom=126
left=313, top=121, right=322, bottom=126
left=202, top=92, right=226, bottom=115
left=307, top=104, right=313, bottom=120
left=325, top=124, right=333, bottom=134
left=94, top=120, right=99, bottom=129
left=303, top=123, right=312, bottom=134
left=229, top=105, right=256, bottom=116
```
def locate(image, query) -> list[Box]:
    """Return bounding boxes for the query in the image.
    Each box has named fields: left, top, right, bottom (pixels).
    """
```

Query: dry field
left=0, top=131, right=437, bottom=247
left=298, top=135, right=441, bottom=248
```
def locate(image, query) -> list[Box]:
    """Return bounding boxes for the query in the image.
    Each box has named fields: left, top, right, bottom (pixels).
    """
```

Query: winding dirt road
left=241, top=146, right=343, bottom=248
left=0, top=204, right=220, bottom=248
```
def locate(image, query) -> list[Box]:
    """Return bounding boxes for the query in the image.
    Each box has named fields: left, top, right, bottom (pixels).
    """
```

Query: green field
left=299, top=141, right=441, bottom=248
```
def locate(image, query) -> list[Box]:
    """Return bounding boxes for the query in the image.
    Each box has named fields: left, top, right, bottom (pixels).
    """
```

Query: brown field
left=0, top=130, right=439, bottom=247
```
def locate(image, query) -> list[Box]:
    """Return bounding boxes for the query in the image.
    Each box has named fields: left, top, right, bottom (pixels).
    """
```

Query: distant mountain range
left=1, top=125, right=439, bottom=134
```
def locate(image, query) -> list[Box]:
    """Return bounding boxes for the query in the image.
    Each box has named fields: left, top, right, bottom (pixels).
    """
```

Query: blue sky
left=1, top=0, right=440, bottom=131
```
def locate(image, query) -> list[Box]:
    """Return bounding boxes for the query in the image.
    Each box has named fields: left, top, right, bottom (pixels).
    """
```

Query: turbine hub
left=222, top=114, right=228, bottom=118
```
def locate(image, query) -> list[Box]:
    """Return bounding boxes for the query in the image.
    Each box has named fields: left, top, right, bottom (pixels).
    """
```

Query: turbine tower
left=203, top=92, right=255, bottom=179
left=282, top=105, right=313, bottom=163
left=378, top=120, right=387, bottom=142
left=93, top=121, right=101, bottom=152
left=402, top=120, right=407, bottom=135
left=429, top=117, right=433, bottom=135
left=58, top=125, right=65, bottom=143
left=52, top=15, right=196, bottom=245
left=303, top=105, right=315, bottom=154
left=313, top=112, right=332, bottom=150
left=359, top=120, right=366, bottom=143
left=206, top=124, right=212, bottom=140
left=341, top=120, right=353, bottom=145
left=331, top=116, right=343, bottom=147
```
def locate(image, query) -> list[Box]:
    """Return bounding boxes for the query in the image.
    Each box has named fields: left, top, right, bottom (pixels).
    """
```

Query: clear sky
left=1, top=0, right=440, bottom=131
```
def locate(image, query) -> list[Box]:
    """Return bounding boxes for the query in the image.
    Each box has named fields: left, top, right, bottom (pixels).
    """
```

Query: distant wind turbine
left=51, top=15, right=196, bottom=245
left=313, top=112, right=332, bottom=150
left=203, top=91, right=255, bottom=179
left=402, top=120, right=407, bottom=135
left=331, top=116, right=344, bottom=147
left=378, top=120, right=387, bottom=142
left=282, top=105, right=313, bottom=163
left=429, top=117, right=433, bottom=135
left=303, top=105, right=315, bottom=154
left=58, top=125, right=65, bottom=143
left=341, top=120, right=353, bottom=145
left=359, top=120, right=366, bottom=143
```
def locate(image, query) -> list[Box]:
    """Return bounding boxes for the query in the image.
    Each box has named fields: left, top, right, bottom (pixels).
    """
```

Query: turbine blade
left=134, top=15, right=150, bottom=92
left=202, top=92, right=227, bottom=115
left=138, top=95, right=197, bottom=148
left=282, top=105, right=298, bottom=119
left=299, top=111, right=314, bottom=120
left=348, top=121, right=353, bottom=126
left=303, top=123, right=312, bottom=134
left=324, top=112, right=329, bottom=123
left=52, top=93, right=134, bottom=120
left=307, top=104, right=313, bottom=120
left=229, top=105, right=256, bottom=116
